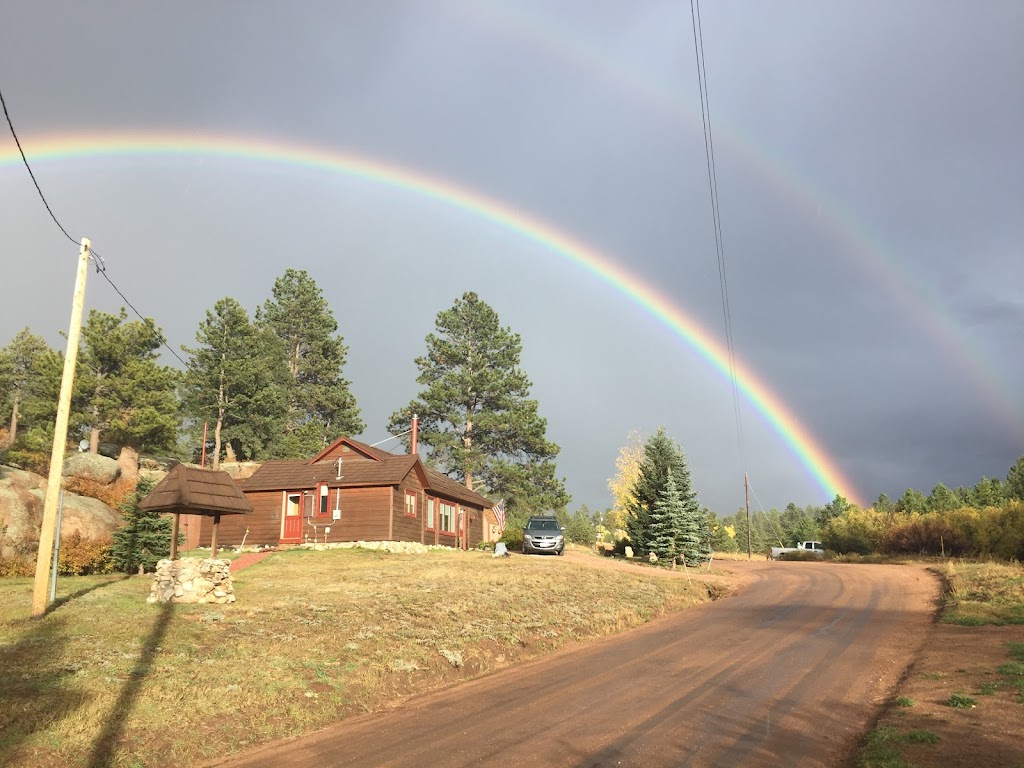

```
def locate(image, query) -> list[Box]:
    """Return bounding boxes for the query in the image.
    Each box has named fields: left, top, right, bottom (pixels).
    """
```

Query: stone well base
left=148, top=557, right=235, bottom=604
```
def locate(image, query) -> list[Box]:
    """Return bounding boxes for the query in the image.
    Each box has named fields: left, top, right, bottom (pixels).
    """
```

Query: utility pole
left=32, top=238, right=90, bottom=617
left=745, top=472, right=752, bottom=561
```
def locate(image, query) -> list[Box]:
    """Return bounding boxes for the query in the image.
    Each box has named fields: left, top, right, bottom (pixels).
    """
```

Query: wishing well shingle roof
left=138, top=465, right=253, bottom=516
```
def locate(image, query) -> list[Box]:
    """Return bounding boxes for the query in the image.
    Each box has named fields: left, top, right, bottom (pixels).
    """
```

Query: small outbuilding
left=138, top=464, right=253, bottom=558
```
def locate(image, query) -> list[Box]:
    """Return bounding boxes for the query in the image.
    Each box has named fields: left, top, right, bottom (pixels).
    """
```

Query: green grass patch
left=978, top=681, right=1001, bottom=695
left=1007, top=642, right=1024, bottom=661
left=900, top=729, right=940, bottom=744
left=894, top=696, right=914, bottom=707
left=934, top=562, right=1024, bottom=625
left=946, top=693, right=977, bottom=709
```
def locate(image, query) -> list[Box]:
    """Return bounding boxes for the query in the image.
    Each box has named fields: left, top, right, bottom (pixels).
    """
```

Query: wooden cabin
left=193, top=437, right=497, bottom=550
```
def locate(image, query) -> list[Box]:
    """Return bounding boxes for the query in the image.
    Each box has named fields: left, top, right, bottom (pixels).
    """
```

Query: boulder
left=0, top=464, right=120, bottom=561
left=63, top=453, right=121, bottom=485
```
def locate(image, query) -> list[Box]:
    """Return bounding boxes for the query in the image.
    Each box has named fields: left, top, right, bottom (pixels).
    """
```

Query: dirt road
left=214, top=560, right=937, bottom=767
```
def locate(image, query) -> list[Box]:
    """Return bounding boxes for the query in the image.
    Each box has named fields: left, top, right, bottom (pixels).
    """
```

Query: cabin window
left=318, top=483, right=330, bottom=516
left=426, top=497, right=436, bottom=530
left=404, top=490, right=417, bottom=518
left=439, top=501, right=457, bottom=534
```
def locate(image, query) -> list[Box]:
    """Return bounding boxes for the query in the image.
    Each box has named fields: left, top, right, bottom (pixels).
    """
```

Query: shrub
left=500, top=525, right=524, bottom=550
left=57, top=532, right=114, bottom=575
left=822, top=508, right=883, bottom=554
left=63, top=475, right=136, bottom=511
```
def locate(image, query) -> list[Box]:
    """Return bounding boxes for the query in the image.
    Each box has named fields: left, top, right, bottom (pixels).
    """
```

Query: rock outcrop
left=0, top=465, right=119, bottom=561
left=62, top=453, right=121, bottom=485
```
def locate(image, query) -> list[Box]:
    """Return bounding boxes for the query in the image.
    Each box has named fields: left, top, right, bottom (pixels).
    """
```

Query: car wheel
left=557, top=548, right=564, bottom=556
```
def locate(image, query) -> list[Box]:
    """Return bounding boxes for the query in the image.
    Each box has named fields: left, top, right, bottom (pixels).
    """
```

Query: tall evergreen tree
left=648, top=476, right=681, bottom=561
left=1007, top=456, right=1024, bottom=502
left=181, top=297, right=289, bottom=468
left=927, top=483, right=958, bottom=513
left=258, top=269, right=363, bottom=456
left=76, top=309, right=179, bottom=453
left=626, top=428, right=706, bottom=561
left=388, top=291, right=569, bottom=520
left=0, top=328, right=50, bottom=447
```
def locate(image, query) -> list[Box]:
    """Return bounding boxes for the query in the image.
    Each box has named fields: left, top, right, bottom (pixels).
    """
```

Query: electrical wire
left=0, top=85, right=79, bottom=246
left=689, top=0, right=746, bottom=470
left=1, top=84, right=187, bottom=368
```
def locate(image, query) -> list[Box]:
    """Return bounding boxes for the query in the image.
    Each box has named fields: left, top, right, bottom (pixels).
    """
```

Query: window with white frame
left=426, top=497, right=435, bottom=530
left=405, top=490, right=417, bottom=518
left=439, top=500, right=457, bottom=534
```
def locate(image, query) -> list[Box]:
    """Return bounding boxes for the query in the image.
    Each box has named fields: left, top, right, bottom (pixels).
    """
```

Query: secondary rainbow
left=0, top=130, right=857, bottom=501
left=464, top=1, right=1024, bottom=436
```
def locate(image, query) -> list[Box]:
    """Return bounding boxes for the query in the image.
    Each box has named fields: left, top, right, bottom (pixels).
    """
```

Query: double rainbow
left=0, top=130, right=856, bottom=501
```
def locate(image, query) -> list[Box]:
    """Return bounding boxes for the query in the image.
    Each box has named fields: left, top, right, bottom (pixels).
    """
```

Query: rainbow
left=463, top=1, right=1024, bottom=437
left=0, top=130, right=856, bottom=501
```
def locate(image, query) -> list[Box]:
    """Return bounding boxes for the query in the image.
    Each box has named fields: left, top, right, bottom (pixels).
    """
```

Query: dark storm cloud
left=1, top=1, right=1021, bottom=512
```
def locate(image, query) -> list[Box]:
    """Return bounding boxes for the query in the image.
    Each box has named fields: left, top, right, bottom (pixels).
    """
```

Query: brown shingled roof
left=241, top=455, right=419, bottom=491
left=138, top=465, right=253, bottom=516
left=240, top=444, right=494, bottom=509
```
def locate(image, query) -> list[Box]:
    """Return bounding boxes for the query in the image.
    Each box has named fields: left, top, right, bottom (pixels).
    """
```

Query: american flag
left=491, top=499, right=506, bottom=534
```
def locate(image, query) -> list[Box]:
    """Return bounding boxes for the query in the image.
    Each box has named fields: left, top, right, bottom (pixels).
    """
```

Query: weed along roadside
left=855, top=561, right=1024, bottom=768
left=0, top=546, right=716, bottom=768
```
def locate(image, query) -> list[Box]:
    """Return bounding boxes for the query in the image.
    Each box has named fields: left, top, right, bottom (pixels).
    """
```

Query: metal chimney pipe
left=411, top=414, right=419, bottom=455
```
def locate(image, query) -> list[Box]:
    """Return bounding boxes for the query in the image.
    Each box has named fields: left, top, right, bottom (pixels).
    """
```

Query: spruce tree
left=626, top=428, right=704, bottom=559
left=388, top=291, right=569, bottom=518
left=648, top=477, right=681, bottom=561
left=258, top=269, right=363, bottom=456
left=111, top=478, right=170, bottom=572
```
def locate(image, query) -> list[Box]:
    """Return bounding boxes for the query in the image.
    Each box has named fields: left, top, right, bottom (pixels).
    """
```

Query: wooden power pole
left=745, top=472, right=752, bottom=561
left=32, top=237, right=90, bottom=617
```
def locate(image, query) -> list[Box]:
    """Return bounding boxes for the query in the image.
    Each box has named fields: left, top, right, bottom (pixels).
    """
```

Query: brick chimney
left=411, top=414, right=418, bottom=455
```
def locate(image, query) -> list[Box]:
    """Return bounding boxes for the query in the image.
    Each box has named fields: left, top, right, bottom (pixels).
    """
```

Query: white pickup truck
left=770, top=541, right=826, bottom=560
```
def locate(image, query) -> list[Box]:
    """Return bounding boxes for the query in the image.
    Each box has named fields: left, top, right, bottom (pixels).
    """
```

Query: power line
left=688, top=0, right=746, bottom=467
left=0, top=86, right=79, bottom=246
left=0, top=84, right=187, bottom=368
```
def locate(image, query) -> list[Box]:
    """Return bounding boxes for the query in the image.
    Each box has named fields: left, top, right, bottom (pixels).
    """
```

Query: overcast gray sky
left=2, top=1, right=1022, bottom=513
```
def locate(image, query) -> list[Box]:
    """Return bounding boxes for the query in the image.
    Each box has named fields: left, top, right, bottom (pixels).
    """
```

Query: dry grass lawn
left=0, top=547, right=713, bottom=768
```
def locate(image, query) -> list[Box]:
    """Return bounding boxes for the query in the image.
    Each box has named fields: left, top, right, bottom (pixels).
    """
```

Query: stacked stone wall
left=148, top=557, right=235, bottom=604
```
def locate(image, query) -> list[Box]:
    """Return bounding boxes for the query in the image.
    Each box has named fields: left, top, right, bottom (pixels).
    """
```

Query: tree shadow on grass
left=86, top=600, right=175, bottom=768
left=0, top=575, right=134, bottom=765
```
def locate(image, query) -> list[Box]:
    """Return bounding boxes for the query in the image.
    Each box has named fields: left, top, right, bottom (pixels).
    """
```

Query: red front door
left=282, top=492, right=303, bottom=543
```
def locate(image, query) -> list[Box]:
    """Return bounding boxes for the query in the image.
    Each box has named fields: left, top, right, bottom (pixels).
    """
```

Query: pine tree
left=111, top=478, right=170, bottom=573
left=0, top=328, right=50, bottom=447
left=388, top=292, right=569, bottom=517
left=258, top=269, right=363, bottom=456
left=1008, top=456, right=1024, bottom=502
left=75, top=309, right=179, bottom=453
left=181, top=298, right=289, bottom=468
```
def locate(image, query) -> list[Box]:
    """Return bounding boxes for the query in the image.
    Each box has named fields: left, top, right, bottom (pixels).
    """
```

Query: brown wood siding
left=197, top=491, right=281, bottom=547
left=317, top=444, right=379, bottom=463
left=392, top=473, right=427, bottom=544
left=310, top=487, right=391, bottom=543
